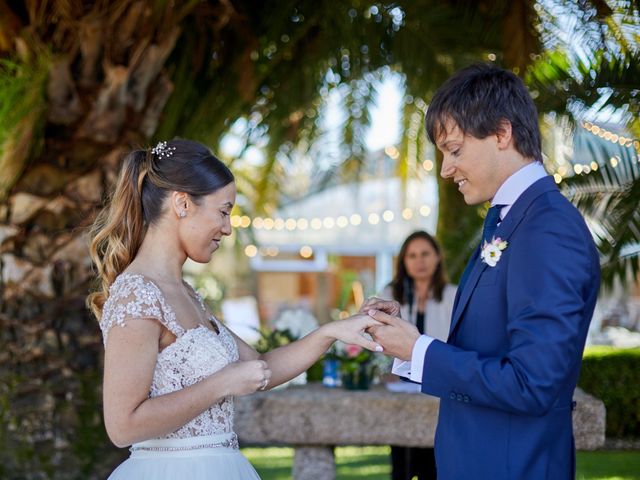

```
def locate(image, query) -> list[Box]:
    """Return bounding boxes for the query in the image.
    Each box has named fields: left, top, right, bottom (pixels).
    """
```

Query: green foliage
left=327, top=346, right=373, bottom=375
left=244, top=446, right=393, bottom=480
left=306, top=358, right=324, bottom=382
left=561, top=133, right=640, bottom=287
left=336, top=270, right=359, bottom=311
left=253, top=327, right=296, bottom=354
left=578, top=346, right=640, bottom=438
left=0, top=56, right=49, bottom=199
left=0, top=57, right=48, bottom=146
left=526, top=9, right=640, bottom=289
left=184, top=272, right=227, bottom=316
left=252, top=327, right=324, bottom=381
left=527, top=50, right=640, bottom=136
left=576, top=451, right=640, bottom=480
left=158, top=1, right=503, bottom=213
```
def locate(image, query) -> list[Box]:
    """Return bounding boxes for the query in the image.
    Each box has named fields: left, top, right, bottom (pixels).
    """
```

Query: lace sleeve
left=99, top=274, right=182, bottom=346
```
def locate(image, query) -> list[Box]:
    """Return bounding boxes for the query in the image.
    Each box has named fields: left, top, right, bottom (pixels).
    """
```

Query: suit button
left=463, top=395, right=470, bottom=403
left=450, top=392, right=456, bottom=400
left=456, top=394, right=463, bottom=401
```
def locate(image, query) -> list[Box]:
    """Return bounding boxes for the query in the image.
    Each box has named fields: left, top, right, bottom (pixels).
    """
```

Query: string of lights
left=553, top=122, right=638, bottom=184
left=231, top=205, right=432, bottom=231
left=582, top=122, right=639, bottom=150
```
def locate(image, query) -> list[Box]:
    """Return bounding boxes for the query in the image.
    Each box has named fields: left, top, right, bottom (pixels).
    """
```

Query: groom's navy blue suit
left=421, top=175, right=600, bottom=479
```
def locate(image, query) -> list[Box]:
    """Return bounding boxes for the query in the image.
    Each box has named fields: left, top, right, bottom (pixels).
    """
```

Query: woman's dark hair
left=87, top=139, right=234, bottom=319
left=390, top=231, right=447, bottom=303
left=425, top=63, right=542, bottom=163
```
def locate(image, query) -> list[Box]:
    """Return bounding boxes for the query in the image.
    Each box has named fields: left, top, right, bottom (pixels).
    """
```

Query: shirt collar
left=492, top=162, right=548, bottom=219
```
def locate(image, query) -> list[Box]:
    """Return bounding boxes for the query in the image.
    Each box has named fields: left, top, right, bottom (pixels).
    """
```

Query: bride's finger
left=349, top=335, right=383, bottom=352
left=348, top=312, right=383, bottom=324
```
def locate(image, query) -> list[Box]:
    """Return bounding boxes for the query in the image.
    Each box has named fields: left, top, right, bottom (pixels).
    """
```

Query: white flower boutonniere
left=480, top=237, right=508, bottom=267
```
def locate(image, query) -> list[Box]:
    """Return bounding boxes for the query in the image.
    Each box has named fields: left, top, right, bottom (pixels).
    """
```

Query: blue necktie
left=482, top=204, right=504, bottom=244
left=458, top=205, right=505, bottom=292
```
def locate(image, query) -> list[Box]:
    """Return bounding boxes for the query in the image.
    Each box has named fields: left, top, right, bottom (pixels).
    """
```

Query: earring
left=179, top=210, right=186, bottom=218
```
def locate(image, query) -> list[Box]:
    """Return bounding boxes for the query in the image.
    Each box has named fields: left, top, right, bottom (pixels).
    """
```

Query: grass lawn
left=242, top=446, right=640, bottom=480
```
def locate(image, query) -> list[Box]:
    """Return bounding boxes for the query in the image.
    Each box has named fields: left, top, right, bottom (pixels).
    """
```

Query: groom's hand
left=366, top=309, right=420, bottom=361
left=359, top=297, right=401, bottom=317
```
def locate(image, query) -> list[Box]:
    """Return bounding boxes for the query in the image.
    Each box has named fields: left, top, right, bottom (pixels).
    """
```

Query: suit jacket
left=421, top=176, right=600, bottom=479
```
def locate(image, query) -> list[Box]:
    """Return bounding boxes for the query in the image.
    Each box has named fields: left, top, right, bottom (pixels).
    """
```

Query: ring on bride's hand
left=259, top=378, right=268, bottom=391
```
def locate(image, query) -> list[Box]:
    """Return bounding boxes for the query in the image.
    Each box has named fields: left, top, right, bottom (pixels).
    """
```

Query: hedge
left=578, top=346, right=640, bottom=439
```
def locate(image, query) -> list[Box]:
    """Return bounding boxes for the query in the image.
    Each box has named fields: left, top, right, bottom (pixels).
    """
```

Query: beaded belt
left=129, top=433, right=239, bottom=453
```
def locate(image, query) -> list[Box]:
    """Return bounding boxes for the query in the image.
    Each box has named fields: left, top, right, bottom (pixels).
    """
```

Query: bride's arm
left=229, top=315, right=382, bottom=389
left=103, top=318, right=269, bottom=447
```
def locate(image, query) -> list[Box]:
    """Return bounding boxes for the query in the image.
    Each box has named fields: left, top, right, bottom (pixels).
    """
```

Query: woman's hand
left=359, top=297, right=401, bottom=317
left=322, top=314, right=384, bottom=352
left=219, top=360, right=272, bottom=396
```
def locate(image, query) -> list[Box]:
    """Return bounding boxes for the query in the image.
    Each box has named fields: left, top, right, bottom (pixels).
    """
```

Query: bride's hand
left=322, top=314, right=384, bottom=352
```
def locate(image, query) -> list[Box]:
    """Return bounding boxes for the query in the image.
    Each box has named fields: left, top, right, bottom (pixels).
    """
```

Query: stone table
left=235, top=383, right=605, bottom=480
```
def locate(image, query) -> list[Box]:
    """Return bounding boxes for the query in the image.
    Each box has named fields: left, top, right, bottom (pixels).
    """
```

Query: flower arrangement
left=326, top=341, right=377, bottom=390
left=480, top=236, right=508, bottom=267
left=254, top=307, right=319, bottom=352
left=253, top=307, right=320, bottom=387
left=272, top=308, right=318, bottom=339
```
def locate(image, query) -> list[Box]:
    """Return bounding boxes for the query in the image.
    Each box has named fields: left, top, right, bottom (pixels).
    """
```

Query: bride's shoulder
left=100, top=272, right=167, bottom=344
left=107, top=272, right=162, bottom=302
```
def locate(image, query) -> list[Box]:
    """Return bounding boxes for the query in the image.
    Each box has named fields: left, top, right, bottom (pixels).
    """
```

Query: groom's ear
left=495, top=119, right=513, bottom=150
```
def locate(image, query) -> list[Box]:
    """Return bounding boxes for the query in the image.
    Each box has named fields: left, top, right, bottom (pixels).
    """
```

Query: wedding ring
left=258, top=378, right=268, bottom=391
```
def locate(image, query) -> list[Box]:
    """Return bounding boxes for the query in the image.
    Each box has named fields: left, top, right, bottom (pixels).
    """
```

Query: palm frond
left=562, top=125, right=640, bottom=287
left=528, top=50, right=640, bottom=111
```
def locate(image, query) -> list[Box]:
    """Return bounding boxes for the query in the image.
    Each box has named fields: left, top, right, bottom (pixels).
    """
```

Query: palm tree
left=526, top=0, right=640, bottom=288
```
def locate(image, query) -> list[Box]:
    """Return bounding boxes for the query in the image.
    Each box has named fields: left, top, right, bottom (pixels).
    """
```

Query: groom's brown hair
left=425, top=63, right=543, bottom=163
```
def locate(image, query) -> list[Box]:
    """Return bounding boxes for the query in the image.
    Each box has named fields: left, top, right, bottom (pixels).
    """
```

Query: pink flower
left=345, top=344, right=363, bottom=358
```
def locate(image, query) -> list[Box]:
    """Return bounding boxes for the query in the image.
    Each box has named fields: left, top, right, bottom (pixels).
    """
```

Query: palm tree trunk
left=0, top=5, right=179, bottom=475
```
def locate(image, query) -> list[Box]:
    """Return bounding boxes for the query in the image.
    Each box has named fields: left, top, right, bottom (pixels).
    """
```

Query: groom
left=365, top=64, right=600, bottom=479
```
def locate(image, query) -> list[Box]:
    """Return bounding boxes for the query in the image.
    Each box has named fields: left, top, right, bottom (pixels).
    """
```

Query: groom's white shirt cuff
left=391, top=334, right=434, bottom=383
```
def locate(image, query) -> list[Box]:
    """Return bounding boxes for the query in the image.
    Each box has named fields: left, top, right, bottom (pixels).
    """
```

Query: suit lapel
left=452, top=243, right=481, bottom=311
left=448, top=175, right=558, bottom=340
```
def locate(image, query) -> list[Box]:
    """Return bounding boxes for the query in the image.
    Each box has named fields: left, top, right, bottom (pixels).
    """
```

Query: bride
left=87, top=139, right=381, bottom=479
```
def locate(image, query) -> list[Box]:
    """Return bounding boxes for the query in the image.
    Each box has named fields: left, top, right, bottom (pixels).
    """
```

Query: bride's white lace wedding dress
left=100, top=273, right=260, bottom=479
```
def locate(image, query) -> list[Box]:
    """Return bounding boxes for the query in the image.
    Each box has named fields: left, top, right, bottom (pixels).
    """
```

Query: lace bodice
left=100, top=273, right=239, bottom=439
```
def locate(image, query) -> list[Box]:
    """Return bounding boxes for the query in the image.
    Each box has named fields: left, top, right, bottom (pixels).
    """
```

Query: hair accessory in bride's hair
left=151, top=141, right=176, bottom=159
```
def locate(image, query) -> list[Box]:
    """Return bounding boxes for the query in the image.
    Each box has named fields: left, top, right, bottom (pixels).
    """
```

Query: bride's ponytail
left=87, top=150, right=149, bottom=319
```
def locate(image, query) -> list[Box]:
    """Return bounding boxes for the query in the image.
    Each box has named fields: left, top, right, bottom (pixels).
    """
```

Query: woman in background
left=380, top=231, right=456, bottom=480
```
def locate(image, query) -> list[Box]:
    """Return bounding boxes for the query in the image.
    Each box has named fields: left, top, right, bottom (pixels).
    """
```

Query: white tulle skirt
left=107, top=433, right=260, bottom=480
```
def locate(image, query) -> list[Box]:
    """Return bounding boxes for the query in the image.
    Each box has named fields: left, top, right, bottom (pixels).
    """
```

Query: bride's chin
left=189, top=251, right=214, bottom=264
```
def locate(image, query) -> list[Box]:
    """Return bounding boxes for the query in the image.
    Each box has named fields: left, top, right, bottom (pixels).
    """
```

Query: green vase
left=341, top=362, right=371, bottom=390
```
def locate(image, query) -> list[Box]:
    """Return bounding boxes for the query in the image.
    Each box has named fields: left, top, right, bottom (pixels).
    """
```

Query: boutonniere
left=480, top=237, right=508, bottom=267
